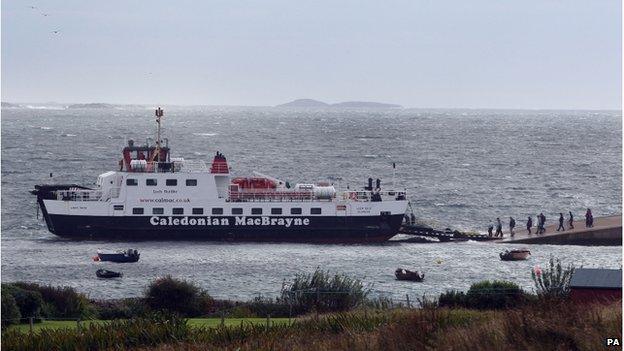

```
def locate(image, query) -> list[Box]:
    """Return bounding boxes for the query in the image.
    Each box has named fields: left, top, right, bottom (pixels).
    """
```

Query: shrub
left=11, top=282, right=96, bottom=318
left=438, top=290, right=466, bottom=308
left=247, top=296, right=292, bottom=317
left=531, top=256, right=575, bottom=299
left=2, top=284, right=44, bottom=318
left=1, top=290, right=21, bottom=329
left=281, top=268, right=370, bottom=313
left=465, top=280, right=525, bottom=309
left=145, top=276, right=212, bottom=317
left=92, top=298, right=142, bottom=320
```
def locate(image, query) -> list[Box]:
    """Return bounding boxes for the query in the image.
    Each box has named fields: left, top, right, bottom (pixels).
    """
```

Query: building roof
left=569, top=268, right=622, bottom=289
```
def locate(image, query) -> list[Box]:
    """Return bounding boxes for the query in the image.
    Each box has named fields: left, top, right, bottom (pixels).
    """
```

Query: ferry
left=31, top=108, right=409, bottom=243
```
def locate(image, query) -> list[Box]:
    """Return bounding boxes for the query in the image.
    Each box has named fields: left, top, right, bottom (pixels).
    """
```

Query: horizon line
left=2, top=100, right=622, bottom=112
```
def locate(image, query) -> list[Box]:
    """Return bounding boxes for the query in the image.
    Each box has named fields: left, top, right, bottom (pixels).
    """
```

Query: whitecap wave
left=193, top=133, right=218, bottom=136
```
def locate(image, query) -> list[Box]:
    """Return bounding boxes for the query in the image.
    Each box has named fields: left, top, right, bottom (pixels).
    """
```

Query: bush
left=92, top=298, right=143, bottom=320
left=438, top=290, right=466, bottom=308
left=465, top=280, right=525, bottom=309
left=247, top=296, right=292, bottom=317
left=11, top=282, right=96, bottom=318
left=145, top=276, right=212, bottom=317
left=281, top=268, right=369, bottom=313
left=531, top=256, right=575, bottom=299
left=1, top=290, right=21, bottom=329
left=2, top=284, right=44, bottom=318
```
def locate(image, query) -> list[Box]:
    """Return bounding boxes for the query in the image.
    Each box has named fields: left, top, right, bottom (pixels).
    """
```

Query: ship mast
left=152, top=107, right=164, bottom=162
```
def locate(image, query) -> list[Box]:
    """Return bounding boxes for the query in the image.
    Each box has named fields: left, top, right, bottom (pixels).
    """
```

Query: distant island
left=67, top=103, right=117, bottom=109
left=277, top=99, right=401, bottom=108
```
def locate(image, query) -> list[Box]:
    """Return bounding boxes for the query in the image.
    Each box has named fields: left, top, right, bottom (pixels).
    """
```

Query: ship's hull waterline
left=40, top=213, right=405, bottom=243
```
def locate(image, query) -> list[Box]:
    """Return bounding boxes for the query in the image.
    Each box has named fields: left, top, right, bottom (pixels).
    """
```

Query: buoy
left=436, top=259, right=442, bottom=264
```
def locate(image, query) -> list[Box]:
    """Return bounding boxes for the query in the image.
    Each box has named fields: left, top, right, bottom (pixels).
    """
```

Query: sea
left=1, top=106, right=621, bottom=301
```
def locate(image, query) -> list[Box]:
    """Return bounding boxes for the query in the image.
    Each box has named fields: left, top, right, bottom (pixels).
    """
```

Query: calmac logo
left=150, top=216, right=310, bottom=228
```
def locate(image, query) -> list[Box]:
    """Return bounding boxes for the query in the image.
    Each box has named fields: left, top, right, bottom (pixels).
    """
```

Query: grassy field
left=3, top=302, right=620, bottom=351
left=8, top=317, right=291, bottom=333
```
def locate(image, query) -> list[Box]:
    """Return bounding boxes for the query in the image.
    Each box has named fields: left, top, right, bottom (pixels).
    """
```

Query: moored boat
left=97, top=249, right=140, bottom=263
left=395, top=268, right=424, bottom=281
left=96, top=269, right=123, bottom=278
left=499, top=248, right=531, bottom=261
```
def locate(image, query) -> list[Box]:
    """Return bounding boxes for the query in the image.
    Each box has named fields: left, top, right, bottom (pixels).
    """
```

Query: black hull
left=97, top=254, right=140, bottom=263
left=43, top=214, right=404, bottom=244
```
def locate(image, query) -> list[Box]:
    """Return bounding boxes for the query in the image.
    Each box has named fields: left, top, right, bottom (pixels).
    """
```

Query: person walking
left=585, top=208, right=593, bottom=228
left=509, top=217, right=516, bottom=237
left=557, top=213, right=565, bottom=231
left=526, top=216, right=533, bottom=235
left=495, top=218, right=503, bottom=237
left=487, top=224, right=494, bottom=237
left=568, top=211, right=574, bottom=229
left=541, top=213, right=547, bottom=234
left=537, top=213, right=545, bottom=234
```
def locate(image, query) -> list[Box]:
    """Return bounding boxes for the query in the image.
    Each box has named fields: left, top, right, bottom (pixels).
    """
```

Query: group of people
left=487, top=208, right=595, bottom=238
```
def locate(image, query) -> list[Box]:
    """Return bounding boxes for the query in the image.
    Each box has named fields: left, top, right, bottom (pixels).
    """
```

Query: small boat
left=395, top=268, right=425, bottom=281
left=499, top=248, right=531, bottom=261
left=97, top=249, right=140, bottom=263
left=96, top=269, right=123, bottom=278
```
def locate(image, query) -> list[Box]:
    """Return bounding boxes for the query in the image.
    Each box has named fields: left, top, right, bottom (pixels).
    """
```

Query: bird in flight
left=42, top=13, right=50, bottom=17
left=28, top=5, right=37, bottom=9
left=51, top=30, right=61, bottom=34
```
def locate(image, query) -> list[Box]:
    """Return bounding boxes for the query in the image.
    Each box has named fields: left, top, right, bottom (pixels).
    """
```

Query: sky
left=1, top=0, right=622, bottom=109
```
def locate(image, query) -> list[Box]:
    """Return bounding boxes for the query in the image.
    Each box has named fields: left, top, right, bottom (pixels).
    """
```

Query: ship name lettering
left=150, top=216, right=310, bottom=227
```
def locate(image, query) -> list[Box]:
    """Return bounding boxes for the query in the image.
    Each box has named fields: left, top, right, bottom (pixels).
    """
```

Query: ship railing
left=123, top=161, right=174, bottom=173
left=122, top=160, right=210, bottom=173
left=180, top=160, right=209, bottom=173
left=56, top=189, right=104, bottom=202
left=228, top=190, right=329, bottom=202
left=339, top=190, right=407, bottom=202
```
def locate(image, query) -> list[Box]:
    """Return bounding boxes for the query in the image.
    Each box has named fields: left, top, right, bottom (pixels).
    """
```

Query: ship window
left=146, top=179, right=157, bottom=186
left=192, top=208, right=204, bottom=215
left=212, top=208, right=223, bottom=215
left=173, top=208, right=184, bottom=215
left=126, top=179, right=138, bottom=186
left=251, top=208, right=262, bottom=215
left=311, top=208, right=322, bottom=215
left=153, top=208, right=164, bottom=215
left=113, top=205, right=124, bottom=211
left=271, top=208, right=282, bottom=215
left=232, top=208, right=243, bottom=215
left=290, top=208, right=302, bottom=215
left=132, top=208, right=144, bottom=215
left=186, top=179, right=198, bottom=186
left=166, top=179, right=177, bottom=186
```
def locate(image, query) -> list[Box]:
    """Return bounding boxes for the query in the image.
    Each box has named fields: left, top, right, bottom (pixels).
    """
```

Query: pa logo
left=606, top=338, right=620, bottom=347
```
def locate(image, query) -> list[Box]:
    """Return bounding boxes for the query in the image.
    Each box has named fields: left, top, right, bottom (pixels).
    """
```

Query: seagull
left=42, top=13, right=49, bottom=16
left=51, top=30, right=60, bottom=35
left=28, top=5, right=37, bottom=9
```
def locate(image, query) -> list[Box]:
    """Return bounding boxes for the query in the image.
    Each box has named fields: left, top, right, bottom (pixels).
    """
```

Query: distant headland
left=276, top=99, right=402, bottom=108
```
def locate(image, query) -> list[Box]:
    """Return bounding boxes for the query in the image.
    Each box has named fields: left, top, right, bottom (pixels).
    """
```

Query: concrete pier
left=495, top=215, right=622, bottom=246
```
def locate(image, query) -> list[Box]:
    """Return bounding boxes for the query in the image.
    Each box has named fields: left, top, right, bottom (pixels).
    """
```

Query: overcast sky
left=1, top=1, right=621, bottom=109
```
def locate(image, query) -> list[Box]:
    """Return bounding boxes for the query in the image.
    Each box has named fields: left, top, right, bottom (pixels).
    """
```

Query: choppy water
left=1, top=107, right=621, bottom=300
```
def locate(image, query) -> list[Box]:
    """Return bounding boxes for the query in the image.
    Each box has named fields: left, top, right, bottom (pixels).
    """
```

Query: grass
left=7, top=317, right=291, bottom=334
left=3, top=301, right=620, bottom=351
